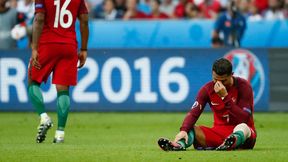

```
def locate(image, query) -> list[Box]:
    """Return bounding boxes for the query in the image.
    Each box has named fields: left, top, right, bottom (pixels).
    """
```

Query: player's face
left=212, top=71, right=233, bottom=87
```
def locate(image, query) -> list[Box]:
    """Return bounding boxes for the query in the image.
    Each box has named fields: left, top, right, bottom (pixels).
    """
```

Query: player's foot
left=53, top=137, right=64, bottom=143
left=216, top=134, right=237, bottom=151
left=158, top=137, right=186, bottom=151
left=36, top=117, right=53, bottom=143
left=53, top=130, right=64, bottom=143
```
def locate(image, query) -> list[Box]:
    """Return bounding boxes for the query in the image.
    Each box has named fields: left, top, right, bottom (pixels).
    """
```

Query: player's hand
left=174, top=131, right=188, bottom=144
left=214, top=81, right=228, bottom=98
left=78, top=50, right=87, bottom=68
left=31, top=49, right=41, bottom=69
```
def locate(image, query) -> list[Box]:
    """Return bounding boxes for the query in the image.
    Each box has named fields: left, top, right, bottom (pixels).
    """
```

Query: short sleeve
left=35, top=0, right=46, bottom=13
left=78, top=0, right=88, bottom=15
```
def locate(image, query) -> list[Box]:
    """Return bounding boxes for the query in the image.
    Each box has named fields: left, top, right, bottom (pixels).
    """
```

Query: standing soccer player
left=158, top=58, right=257, bottom=151
left=28, top=0, right=89, bottom=143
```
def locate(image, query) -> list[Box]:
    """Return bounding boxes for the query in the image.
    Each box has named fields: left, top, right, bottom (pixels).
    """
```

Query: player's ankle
left=40, top=113, right=50, bottom=123
left=176, top=141, right=186, bottom=149
left=54, top=130, right=65, bottom=143
left=40, top=112, right=48, bottom=119
left=232, top=131, right=245, bottom=147
left=55, top=130, right=65, bottom=137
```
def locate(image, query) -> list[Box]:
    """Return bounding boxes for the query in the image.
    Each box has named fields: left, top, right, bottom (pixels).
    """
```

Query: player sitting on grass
left=158, top=58, right=257, bottom=151
left=28, top=0, right=89, bottom=143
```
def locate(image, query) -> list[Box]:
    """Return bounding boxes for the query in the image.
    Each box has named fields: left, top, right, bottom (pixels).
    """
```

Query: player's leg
left=28, top=45, right=56, bottom=143
left=51, top=44, right=78, bottom=143
left=53, top=84, right=70, bottom=143
left=176, top=129, right=195, bottom=149
left=240, top=127, right=256, bottom=149
left=158, top=126, right=207, bottom=151
left=194, top=125, right=234, bottom=150
left=28, top=78, right=46, bottom=117
left=28, top=78, right=53, bottom=143
left=158, top=129, right=195, bottom=151
left=216, top=123, right=254, bottom=150
left=192, top=126, right=207, bottom=148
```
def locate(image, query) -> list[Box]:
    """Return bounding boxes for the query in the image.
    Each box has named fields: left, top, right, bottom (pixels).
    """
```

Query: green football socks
left=57, top=91, right=70, bottom=131
left=28, top=83, right=45, bottom=115
left=233, top=131, right=245, bottom=147
left=177, top=130, right=195, bottom=149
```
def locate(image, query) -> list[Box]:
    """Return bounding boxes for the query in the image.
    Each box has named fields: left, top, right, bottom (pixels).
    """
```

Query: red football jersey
left=180, top=77, right=256, bottom=132
left=35, top=0, right=88, bottom=45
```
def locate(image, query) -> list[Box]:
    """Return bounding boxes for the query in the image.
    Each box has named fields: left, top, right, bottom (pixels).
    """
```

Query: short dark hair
left=212, top=58, right=232, bottom=76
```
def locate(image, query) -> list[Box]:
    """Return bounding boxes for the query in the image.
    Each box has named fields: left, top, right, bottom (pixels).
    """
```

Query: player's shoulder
left=235, top=77, right=252, bottom=89
left=199, top=81, right=214, bottom=93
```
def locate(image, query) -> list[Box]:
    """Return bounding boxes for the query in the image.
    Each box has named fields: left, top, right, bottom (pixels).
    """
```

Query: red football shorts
left=195, top=125, right=256, bottom=149
left=29, top=43, right=78, bottom=86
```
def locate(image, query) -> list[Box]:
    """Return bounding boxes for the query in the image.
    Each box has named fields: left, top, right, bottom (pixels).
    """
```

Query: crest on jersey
left=224, top=49, right=265, bottom=105
left=191, top=101, right=199, bottom=109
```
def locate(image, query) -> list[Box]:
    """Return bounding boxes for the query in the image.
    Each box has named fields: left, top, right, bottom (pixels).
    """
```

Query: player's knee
left=193, top=126, right=206, bottom=147
left=56, top=84, right=69, bottom=92
left=233, top=123, right=251, bottom=139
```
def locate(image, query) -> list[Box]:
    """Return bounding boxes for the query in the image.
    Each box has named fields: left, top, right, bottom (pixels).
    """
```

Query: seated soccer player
left=158, top=58, right=257, bottom=151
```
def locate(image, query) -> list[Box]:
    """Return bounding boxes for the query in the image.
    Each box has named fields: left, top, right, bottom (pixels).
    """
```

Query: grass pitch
left=0, top=112, right=288, bottom=162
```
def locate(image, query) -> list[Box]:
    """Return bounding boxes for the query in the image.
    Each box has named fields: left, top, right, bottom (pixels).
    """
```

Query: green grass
left=0, top=112, right=288, bottom=162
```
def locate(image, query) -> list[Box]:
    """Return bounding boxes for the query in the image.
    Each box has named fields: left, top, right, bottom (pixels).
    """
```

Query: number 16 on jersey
left=53, top=0, right=72, bottom=28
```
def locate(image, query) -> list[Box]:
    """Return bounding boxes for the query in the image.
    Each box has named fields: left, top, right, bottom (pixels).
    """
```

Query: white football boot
left=53, top=130, right=65, bottom=143
left=36, top=114, right=53, bottom=143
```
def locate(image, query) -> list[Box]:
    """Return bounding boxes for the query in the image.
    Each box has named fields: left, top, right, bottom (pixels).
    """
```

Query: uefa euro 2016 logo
left=224, top=49, right=265, bottom=105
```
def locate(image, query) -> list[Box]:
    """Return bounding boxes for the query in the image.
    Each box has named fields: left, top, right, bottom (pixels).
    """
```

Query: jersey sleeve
left=34, top=0, right=46, bottom=13
left=78, top=0, right=88, bottom=15
left=180, top=85, right=209, bottom=132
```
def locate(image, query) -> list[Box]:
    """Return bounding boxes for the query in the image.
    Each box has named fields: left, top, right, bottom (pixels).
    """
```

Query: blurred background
left=0, top=0, right=288, bottom=112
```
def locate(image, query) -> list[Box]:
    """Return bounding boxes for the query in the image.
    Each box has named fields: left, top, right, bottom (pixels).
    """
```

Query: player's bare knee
left=56, top=85, right=69, bottom=92
left=233, top=123, right=251, bottom=138
left=193, top=126, right=206, bottom=147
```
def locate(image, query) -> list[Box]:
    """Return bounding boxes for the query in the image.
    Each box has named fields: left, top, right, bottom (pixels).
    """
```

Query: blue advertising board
left=17, top=20, right=288, bottom=49
left=0, top=48, right=269, bottom=111
left=75, top=20, right=288, bottom=49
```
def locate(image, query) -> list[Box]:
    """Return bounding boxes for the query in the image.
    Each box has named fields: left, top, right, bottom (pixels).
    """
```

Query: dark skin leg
left=56, top=84, right=69, bottom=92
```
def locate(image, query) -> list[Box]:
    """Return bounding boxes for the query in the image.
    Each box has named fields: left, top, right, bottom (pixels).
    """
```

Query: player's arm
left=223, top=82, right=252, bottom=123
left=180, top=86, right=209, bottom=133
left=31, top=12, right=45, bottom=69
left=78, top=14, right=89, bottom=53
left=77, top=0, right=89, bottom=69
left=174, top=86, right=208, bottom=143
